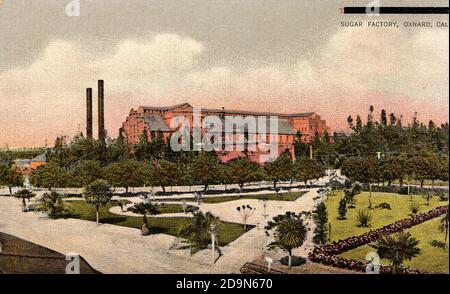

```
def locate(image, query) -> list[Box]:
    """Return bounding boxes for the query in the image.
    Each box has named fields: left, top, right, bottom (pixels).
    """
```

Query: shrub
left=437, top=192, right=449, bottom=202
left=337, top=198, right=347, bottom=220
left=430, top=240, right=446, bottom=249
left=422, top=191, right=433, bottom=206
left=344, top=189, right=356, bottom=208
left=35, top=191, right=71, bottom=219
left=313, top=202, right=328, bottom=245
left=399, top=186, right=409, bottom=195
left=375, top=202, right=391, bottom=210
left=280, top=255, right=306, bottom=267
left=355, top=209, right=372, bottom=227
left=327, top=180, right=343, bottom=190
left=352, top=182, right=362, bottom=195
left=409, top=201, right=420, bottom=215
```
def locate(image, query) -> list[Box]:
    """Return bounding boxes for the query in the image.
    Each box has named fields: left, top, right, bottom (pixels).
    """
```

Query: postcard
left=0, top=0, right=448, bottom=284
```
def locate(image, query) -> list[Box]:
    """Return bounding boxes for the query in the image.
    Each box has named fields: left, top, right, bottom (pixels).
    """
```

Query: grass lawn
left=66, top=201, right=248, bottom=246
left=340, top=218, right=449, bottom=273
left=157, top=203, right=198, bottom=214
left=326, top=191, right=448, bottom=273
left=326, top=191, right=445, bottom=242
left=155, top=191, right=308, bottom=204
left=0, top=232, right=99, bottom=274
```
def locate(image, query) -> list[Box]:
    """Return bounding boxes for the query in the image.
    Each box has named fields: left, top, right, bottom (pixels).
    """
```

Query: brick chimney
left=98, top=80, right=105, bottom=141
left=86, top=88, right=93, bottom=139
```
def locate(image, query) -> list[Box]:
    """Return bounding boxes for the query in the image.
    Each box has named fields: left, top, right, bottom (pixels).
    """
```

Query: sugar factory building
left=84, top=81, right=330, bottom=163
left=121, top=104, right=330, bottom=163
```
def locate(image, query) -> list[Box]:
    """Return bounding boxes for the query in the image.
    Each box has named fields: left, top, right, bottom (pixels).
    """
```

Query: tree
left=408, top=156, right=431, bottom=188
left=439, top=210, right=449, bottom=248
left=337, top=198, right=347, bottom=220
left=438, top=156, right=449, bottom=183
left=178, top=155, right=195, bottom=191
left=380, top=156, right=408, bottom=186
left=341, top=157, right=367, bottom=183
left=236, top=205, right=255, bottom=231
left=293, top=131, right=310, bottom=159
left=30, top=163, right=71, bottom=191
left=292, top=158, right=324, bottom=186
left=427, top=156, right=444, bottom=188
left=265, top=212, right=307, bottom=269
left=83, top=179, right=113, bottom=225
left=217, top=163, right=232, bottom=192
left=35, top=191, right=71, bottom=219
left=103, top=160, right=146, bottom=194
left=128, top=202, right=159, bottom=235
left=312, top=202, right=328, bottom=245
left=178, top=211, right=219, bottom=255
left=133, top=133, right=168, bottom=161
left=264, top=152, right=292, bottom=189
left=13, top=189, right=35, bottom=212
left=72, top=160, right=103, bottom=187
left=150, top=160, right=179, bottom=193
left=191, top=152, right=220, bottom=191
left=380, top=109, right=388, bottom=127
left=227, top=157, right=261, bottom=191
left=0, top=164, right=24, bottom=195
left=106, top=134, right=130, bottom=163
left=343, top=182, right=362, bottom=208
left=371, top=232, right=421, bottom=274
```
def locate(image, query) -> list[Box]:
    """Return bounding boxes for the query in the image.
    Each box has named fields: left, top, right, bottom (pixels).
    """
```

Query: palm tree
left=13, top=189, right=35, bottom=212
left=128, top=202, right=159, bottom=235
left=83, top=179, right=113, bottom=225
left=370, top=232, right=421, bottom=274
left=438, top=210, right=449, bottom=248
left=35, top=191, right=70, bottom=219
left=179, top=211, right=218, bottom=255
left=266, top=212, right=308, bottom=269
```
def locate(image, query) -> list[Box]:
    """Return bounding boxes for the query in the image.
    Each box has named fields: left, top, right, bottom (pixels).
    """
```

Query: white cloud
left=0, top=29, right=448, bottom=147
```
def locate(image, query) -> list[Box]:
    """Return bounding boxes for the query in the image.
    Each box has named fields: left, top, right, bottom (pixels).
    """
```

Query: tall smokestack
left=98, top=80, right=105, bottom=141
left=86, top=88, right=93, bottom=139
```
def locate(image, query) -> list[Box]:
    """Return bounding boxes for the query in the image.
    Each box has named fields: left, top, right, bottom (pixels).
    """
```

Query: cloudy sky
left=0, top=0, right=448, bottom=147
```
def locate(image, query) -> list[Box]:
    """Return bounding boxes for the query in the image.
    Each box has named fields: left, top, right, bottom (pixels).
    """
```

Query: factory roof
left=141, top=114, right=171, bottom=132
left=31, top=152, right=47, bottom=162
left=137, top=102, right=316, bottom=118
left=205, top=118, right=298, bottom=135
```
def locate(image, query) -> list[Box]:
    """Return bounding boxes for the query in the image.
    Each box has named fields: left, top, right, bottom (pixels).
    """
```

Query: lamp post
left=210, top=224, right=217, bottom=265
left=182, top=201, right=187, bottom=214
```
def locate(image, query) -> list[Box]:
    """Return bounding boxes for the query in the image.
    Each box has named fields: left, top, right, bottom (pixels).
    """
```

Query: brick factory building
left=121, top=103, right=330, bottom=163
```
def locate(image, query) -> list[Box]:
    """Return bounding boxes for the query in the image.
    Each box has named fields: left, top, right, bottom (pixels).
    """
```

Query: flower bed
left=308, top=205, right=448, bottom=274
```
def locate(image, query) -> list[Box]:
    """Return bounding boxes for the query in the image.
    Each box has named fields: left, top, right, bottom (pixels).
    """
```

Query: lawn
left=340, top=218, right=449, bottom=273
left=155, top=191, right=308, bottom=204
left=0, top=232, right=99, bottom=274
left=326, top=191, right=445, bottom=242
left=66, top=201, right=248, bottom=246
left=326, top=191, right=448, bottom=273
left=157, top=203, right=198, bottom=214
